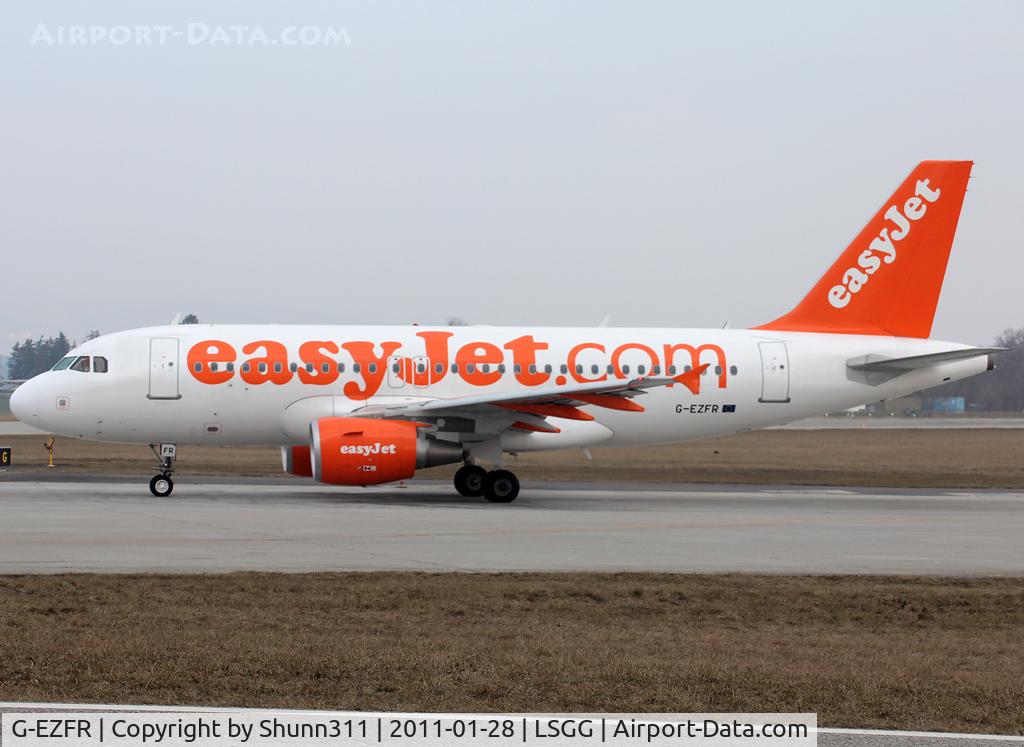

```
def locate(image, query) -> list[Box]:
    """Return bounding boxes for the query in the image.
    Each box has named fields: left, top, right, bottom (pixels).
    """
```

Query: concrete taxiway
left=775, top=416, right=1024, bottom=429
left=0, top=420, right=49, bottom=436
left=0, top=478, right=1021, bottom=574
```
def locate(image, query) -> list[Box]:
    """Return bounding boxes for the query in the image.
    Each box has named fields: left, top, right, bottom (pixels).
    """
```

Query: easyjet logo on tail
left=827, top=178, right=942, bottom=309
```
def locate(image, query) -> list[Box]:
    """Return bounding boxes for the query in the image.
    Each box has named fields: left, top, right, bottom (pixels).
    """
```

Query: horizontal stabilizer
left=847, top=347, right=1000, bottom=385
left=847, top=347, right=1002, bottom=373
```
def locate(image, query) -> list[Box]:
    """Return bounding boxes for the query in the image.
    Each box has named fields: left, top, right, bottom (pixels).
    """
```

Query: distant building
left=929, top=396, right=966, bottom=414
left=876, top=395, right=924, bottom=416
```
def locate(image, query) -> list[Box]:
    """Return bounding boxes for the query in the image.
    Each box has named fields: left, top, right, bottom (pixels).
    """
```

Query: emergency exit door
left=148, top=338, right=181, bottom=400
left=387, top=355, right=406, bottom=389
left=758, top=341, right=790, bottom=403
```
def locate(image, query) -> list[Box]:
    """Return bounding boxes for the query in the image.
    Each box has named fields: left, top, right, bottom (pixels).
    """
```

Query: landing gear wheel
left=454, top=464, right=487, bottom=497
left=483, top=469, right=520, bottom=503
left=150, top=474, right=174, bottom=497
left=148, top=443, right=177, bottom=497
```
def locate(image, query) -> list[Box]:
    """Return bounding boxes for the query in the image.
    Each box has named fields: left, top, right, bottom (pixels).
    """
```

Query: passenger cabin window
left=52, top=357, right=76, bottom=371
left=93, top=356, right=108, bottom=373
left=730, top=365, right=738, bottom=375
left=71, top=356, right=90, bottom=373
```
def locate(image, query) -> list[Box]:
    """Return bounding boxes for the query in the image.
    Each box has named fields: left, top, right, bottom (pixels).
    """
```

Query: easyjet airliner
left=10, top=161, right=997, bottom=501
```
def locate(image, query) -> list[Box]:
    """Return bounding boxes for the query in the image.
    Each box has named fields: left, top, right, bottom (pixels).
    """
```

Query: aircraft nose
left=9, top=380, right=36, bottom=423
left=8, top=383, right=25, bottom=421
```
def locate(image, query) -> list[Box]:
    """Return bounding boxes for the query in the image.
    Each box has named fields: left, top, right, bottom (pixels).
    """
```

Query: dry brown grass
left=3, top=429, right=1024, bottom=488
left=0, top=573, right=1022, bottom=733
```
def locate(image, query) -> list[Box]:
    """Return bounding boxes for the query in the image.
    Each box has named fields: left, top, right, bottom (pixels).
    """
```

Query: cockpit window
left=70, top=356, right=91, bottom=373
left=52, top=356, right=76, bottom=371
left=93, top=356, right=109, bottom=373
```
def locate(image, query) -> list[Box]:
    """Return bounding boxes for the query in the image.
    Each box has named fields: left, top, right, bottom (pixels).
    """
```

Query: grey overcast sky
left=1, top=1, right=1021, bottom=354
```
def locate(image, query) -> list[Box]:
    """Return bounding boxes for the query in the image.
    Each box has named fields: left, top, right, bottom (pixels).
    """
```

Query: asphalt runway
left=0, top=420, right=48, bottom=436
left=0, top=478, right=1021, bottom=574
left=775, top=416, right=1024, bottom=429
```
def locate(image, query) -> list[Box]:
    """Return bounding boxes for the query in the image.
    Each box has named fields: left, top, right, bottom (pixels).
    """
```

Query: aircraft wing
left=348, top=365, right=709, bottom=429
left=0, top=380, right=26, bottom=394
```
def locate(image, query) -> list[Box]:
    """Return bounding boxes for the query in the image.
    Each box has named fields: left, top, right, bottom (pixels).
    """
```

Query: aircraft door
left=149, top=338, right=181, bottom=400
left=387, top=355, right=406, bottom=389
left=758, top=341, right=790, bottom=403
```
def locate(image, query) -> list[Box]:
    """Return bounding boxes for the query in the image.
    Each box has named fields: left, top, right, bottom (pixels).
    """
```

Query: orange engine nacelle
left=310, top=417, right=463, bottom=486
left=281, top=445, right=313, bottom=477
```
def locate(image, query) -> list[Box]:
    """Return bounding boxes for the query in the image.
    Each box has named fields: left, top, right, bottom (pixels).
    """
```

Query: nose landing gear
left=148, top=443, right=177, bottom=497
left=453, top=463, right=520, bottom=503
left=149, top=473, right=174, bottom=497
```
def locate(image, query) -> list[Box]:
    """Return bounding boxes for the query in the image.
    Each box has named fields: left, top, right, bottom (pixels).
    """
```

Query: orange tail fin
left=755, top=160, right=973, bottom=338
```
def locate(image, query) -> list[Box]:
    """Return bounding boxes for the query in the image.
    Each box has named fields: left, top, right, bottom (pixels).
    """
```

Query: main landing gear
left=148, top=443, right=177, bottom=497
left=453, top=464, right=520, bottom=503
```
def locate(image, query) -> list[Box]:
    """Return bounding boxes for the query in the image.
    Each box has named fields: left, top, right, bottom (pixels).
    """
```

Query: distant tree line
left=5, top=315, right=200, bottom=379
left=925, top=327, right=1024, bottom=412
left=7, top=333, right=73, bottom=379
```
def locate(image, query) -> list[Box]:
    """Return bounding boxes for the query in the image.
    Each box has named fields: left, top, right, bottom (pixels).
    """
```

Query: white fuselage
left=11, top=324, right=987, bottom=453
